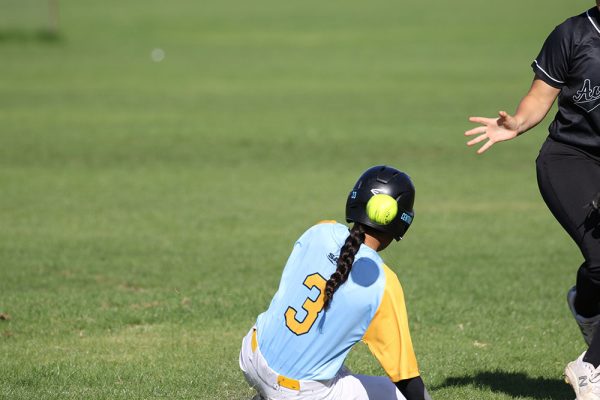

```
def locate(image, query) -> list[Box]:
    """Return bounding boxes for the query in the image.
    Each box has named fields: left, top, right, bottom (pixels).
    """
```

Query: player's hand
left=465, top=111, right=520, bottom=154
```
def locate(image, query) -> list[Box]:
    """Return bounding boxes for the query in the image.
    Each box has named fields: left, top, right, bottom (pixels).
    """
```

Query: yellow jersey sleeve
left=362, top=264, right=419, bottom=381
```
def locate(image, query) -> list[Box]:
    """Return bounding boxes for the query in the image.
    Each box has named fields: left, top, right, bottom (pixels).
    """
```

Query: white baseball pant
left=239, top=327, right=406, bottom=400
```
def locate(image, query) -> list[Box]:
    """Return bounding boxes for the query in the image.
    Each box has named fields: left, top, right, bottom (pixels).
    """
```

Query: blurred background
left=0, top=1, right=590, bottom=399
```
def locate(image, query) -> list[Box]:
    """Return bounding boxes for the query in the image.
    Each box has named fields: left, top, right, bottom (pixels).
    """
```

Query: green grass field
left=0, top=0, right=594, bottom=398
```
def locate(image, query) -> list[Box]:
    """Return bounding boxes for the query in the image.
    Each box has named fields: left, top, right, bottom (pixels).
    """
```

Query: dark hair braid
left=323, top=223, right=366, bottom=309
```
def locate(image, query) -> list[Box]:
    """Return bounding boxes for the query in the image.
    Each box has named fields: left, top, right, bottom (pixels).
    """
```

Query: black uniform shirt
left=532, top=7, right=600, bottom=149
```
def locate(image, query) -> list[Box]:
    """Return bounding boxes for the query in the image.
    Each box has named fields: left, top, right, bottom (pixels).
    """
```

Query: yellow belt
left=252, top=329, right=301, bottom=391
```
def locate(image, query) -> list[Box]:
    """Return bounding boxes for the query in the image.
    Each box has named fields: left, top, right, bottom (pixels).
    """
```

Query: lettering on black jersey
left=531, top=7, right=600, bottom=146
left=573, top=79, right=600, bottom=113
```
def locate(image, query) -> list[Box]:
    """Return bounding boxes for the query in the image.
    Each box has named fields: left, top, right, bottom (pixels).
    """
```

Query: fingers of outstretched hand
left=468, top=116, right=493, bottom=125
left=466, top=115, right=500, bottom=154
left=465, top=126, right=486, bottom=136
left=466, top=134, right=488, bottom=146
left=477, top=140, right=495, bottom=154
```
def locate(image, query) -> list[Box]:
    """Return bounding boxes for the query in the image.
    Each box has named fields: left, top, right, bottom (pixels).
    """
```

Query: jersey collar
left=587, top=7, right=600, bottom=36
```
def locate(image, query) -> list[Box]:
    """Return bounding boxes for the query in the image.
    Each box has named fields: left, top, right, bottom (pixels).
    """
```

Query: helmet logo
left=400, top=213, right=413, bottom=224
left=350, top=191, right=358, bottom=199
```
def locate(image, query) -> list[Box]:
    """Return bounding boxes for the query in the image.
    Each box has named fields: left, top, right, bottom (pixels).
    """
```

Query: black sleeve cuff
left=531, top=61, right=564, bottom=89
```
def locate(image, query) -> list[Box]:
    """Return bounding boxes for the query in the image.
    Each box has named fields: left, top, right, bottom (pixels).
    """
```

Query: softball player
left=239, top=165, right=432, bottom=400
left=465, top=3, right=600, bottom=399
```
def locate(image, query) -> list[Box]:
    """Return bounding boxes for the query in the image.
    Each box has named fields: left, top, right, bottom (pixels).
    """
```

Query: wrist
left=513, top=115, right=527, bottom=135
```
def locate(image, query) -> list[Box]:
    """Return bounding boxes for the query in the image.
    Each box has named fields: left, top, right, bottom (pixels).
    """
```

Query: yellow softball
left=366, top=194, right=398, bottom=225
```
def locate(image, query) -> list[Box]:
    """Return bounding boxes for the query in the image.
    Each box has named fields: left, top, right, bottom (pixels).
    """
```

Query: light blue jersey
left=255, top=222, right=388, bottom=381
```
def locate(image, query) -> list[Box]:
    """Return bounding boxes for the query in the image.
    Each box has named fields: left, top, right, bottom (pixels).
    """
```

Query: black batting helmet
left=346, top=165, right=415, bottom=240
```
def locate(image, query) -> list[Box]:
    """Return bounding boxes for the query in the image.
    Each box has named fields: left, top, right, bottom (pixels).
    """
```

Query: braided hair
left=323, top=223, right=366, bottom=309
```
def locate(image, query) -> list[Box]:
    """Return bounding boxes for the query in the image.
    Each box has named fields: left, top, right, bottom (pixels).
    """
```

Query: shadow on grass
left=434, top=370, right=573, bottom=399
left=0, top=29, right=63, bottom=44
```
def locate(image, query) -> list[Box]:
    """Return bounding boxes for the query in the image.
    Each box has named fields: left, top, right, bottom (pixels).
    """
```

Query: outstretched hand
left=465, top=111, right=520, bottom=154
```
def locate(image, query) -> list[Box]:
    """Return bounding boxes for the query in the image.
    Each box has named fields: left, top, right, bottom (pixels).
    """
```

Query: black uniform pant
left=536, top=138, right=600, bottom=318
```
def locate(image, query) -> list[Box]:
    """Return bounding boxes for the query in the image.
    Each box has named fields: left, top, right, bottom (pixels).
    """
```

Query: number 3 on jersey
left=285, top=273, right=327, bottom=335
